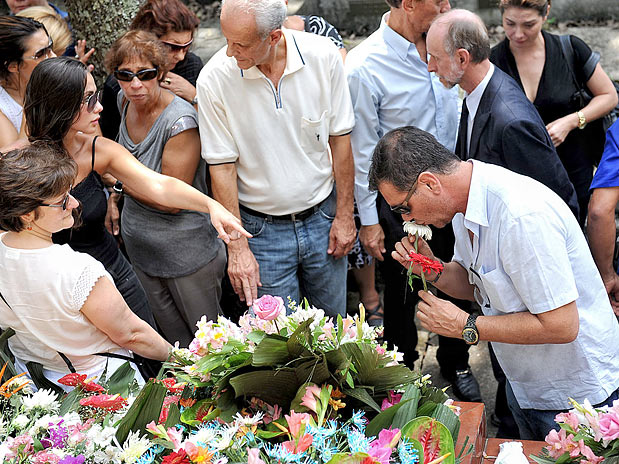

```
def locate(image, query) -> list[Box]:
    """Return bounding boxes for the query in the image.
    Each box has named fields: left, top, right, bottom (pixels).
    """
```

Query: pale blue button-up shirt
left=346, top=13, right=459, bottom=225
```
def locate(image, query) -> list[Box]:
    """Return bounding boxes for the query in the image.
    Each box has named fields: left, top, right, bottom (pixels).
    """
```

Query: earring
left=26, top=223, right=32, bottom=231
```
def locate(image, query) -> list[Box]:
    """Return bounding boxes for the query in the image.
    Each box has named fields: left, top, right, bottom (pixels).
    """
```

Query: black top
left=99, top=52, right=204, bottom=140
left=300, top=15, right=345, bottom=49
left=52, top=137, right=118, bottom=268
left=490, top=32, right=605, bottom=198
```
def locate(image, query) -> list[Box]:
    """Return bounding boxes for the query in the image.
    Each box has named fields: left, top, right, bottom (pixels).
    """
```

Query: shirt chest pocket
left=300, top=110, right=329, bottom=154
left=478, top=268, right=526, bottom=313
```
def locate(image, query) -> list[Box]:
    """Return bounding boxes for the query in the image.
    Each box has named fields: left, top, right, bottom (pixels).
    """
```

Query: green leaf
left=401, top=416, right=455, bottom=464
left=343, top=387, right=382, bottom=413
left=181, top=398, right=216, bottom=426
left=365, top=397, right=415, bottom=437
left=287, top=319, right=314, bottom=358
left=247, top=330, right=266, bottom=344
left=106, top=362, right=135, bottom=396
left=392, top=384, right=421, bottom=429
left=336, top=314, right=344, bottom=344
left=252, top=336, right=290, bottom=366
left=59, top=387, right=83, bottom=416
left=229, top=369, right=299, bottom=406
left=431, top=403, right=460, bottom=443
left=255, top=430, right=287, bottom=439
left=115, top=380, right=167, bottom=445
left=294, top=356, right=331, bottom=386
left=164, top=403, right=181, bottom=429
left=417, top=401, right=438, bottom=417
left=195, top=353, right=228, bottom=373
left=326, top=452, right=373, bottom=464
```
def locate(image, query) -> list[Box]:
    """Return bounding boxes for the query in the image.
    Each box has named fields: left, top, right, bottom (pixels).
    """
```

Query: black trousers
left=377, top=194, right=471, bottom=373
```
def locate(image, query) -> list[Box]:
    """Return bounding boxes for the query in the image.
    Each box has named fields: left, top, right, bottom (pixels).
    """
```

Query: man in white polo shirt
left=196, top=0, right=356, bottom=316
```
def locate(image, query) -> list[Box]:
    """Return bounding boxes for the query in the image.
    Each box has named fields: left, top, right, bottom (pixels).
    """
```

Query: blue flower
left=398, top=438, right=420, bottom=464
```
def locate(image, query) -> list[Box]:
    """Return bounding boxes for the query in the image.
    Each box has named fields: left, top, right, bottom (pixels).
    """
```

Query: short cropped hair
left=0, top=142, right=76, bottom=232
left=368, top=126, right=460, bottom=192
left=222, top=0, right=287, bottom=39
left=105, top=29, right=170, bottom=77
left=442, top=10, right=491, bottom=63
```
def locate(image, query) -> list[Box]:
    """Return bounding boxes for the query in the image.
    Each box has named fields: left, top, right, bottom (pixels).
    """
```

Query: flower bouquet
left=533, top=399, right=619, bottom=464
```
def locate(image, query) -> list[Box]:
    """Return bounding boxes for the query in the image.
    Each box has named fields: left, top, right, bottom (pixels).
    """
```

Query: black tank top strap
left=91, top=135, right=99, bottom=170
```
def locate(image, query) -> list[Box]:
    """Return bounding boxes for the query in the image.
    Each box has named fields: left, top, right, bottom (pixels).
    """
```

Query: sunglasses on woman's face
left=114, top=68, right=159, bottom=82
left=161, top=39, right=193, bottom=52
left=83, top=90, right=102, bottom=113
left=41, top=187, right=72, bottom=211
left=24, top=37, right=54, bottom=61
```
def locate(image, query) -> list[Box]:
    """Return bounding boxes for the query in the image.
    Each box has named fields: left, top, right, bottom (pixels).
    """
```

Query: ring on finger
left=164, top=78, right=171, bottom=85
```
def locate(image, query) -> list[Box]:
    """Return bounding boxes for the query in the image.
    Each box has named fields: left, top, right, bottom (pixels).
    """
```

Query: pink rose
left=253, top=295, right=284, bottom=321
left=599, top=411, right=619, bottom=440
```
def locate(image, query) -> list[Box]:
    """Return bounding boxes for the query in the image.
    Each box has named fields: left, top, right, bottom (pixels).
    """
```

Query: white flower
left=189, top=426, right=217, bottom=446
left=21, top=389, right=60, bottom=412
left=214, top=424, right=239, bottom=450
left=119, top=430, right=152, bottom=463
left=233, top=411, right=264, bottom=427
left=0, top=416, right=7, bottom=438
left=12, top=414, right=30, bottom=429
left=30, top=414, right=62, bottom=435
left=403, top=221, right=432, bottom=240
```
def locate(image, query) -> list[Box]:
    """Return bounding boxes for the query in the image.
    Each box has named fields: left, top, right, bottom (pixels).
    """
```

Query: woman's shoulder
left=490, top=38, right=510, bottom=63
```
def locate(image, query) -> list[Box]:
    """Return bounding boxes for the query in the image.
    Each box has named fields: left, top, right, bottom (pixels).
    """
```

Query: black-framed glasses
left=161, top=38, right=193, bottom=52
left=41, top=187, right=72, bottom=211
left=24, top=37, right=54, bottom=61
left=114, top=68, right=159, bottom=82
left=390, top=180, right=418, bottom=215
left=83, top=90, right=102, bottom=113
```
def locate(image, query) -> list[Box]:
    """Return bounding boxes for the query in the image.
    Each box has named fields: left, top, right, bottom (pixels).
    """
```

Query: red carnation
left=160, top=378, right=185, bottom=394
left=58, top=373, right=105, bottom=393
left=161, top=449, right=191, bottom=464
left=408, top=251, right=444, bottom=275
left=79, top=394, right=127, bottom=411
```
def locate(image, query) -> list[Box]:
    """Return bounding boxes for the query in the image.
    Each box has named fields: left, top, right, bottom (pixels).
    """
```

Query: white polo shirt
left=197, top=28, right=355, bottom=215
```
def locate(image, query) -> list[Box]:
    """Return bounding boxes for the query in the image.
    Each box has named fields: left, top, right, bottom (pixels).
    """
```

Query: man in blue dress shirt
left=346, top=0, right=482, bottom=403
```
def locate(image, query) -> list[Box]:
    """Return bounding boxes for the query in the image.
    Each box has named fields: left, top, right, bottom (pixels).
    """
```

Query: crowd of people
left=0, top=0, right=618, bottom=443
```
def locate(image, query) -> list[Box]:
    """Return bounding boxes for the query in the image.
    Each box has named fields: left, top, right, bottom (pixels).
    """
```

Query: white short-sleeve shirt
left=452, top=161, right=619, bottom=410
left=0, top=235, right=124, bottom=374
left=197, top=28, right=355, bottom=216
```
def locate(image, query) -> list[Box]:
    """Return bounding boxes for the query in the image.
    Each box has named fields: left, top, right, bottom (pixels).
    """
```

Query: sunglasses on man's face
left=83, top=90, right=102, bottom=113
left=161, top=39, right=193, bottom=52
left=41, top=187, right=72, bottom=211
left=390, top=180, right=418, bottom=215
left=114, top=68, right=159, bottom=82
left=24, top=37, right=54, bottom=61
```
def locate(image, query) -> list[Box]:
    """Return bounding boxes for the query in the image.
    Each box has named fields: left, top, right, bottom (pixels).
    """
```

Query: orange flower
left=0, top=362, right=29, bottom=399
left=184, top=442, right=214, bottom=463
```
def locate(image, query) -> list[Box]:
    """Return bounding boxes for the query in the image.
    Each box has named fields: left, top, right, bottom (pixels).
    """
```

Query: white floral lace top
left=0, top=85, right=22, bottom=132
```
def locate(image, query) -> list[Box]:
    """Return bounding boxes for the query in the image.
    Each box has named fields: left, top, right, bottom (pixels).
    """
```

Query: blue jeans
left=506, top=381, right=619, bottom=440
left=240, top=190, right=347, bottom=318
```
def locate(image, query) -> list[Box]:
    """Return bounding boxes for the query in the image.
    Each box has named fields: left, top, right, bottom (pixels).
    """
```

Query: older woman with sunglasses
left=0, top=15, right=55, bottom=148
left=104, top=30, right=226, bottom=347
left=100, top=0, right=202, bottom=140
left=20, top=57, right=249, bottom=347
left=0, top=143, right=171, bottom=390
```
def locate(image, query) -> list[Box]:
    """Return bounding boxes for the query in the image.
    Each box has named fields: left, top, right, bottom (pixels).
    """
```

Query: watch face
left=462, top=327, right=479, bottom=345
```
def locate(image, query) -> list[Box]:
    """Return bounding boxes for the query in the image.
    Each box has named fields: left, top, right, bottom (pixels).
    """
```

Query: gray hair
left=440, top=9, right=490, bottom=64
left=368, top=126, right=460, bottom=192
left=222, top=0, right=287, bottom=39
left=385, top=0, right=402, bottom=7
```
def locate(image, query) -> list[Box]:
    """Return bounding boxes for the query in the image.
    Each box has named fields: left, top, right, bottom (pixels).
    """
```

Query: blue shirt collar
left=380, top=13, right=418, bottom=62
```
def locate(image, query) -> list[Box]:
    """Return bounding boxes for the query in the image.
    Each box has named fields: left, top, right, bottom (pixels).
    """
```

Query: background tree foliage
left=65, top=0, right=140, bottom=86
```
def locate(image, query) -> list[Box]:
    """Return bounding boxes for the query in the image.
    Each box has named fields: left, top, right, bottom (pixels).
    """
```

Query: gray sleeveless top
left=117, top=91, right=221, bottom=278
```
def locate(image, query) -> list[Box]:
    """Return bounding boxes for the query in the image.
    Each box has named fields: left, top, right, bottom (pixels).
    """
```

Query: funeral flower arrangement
left=0, top=296, right=465, bottom=464
left=533, top=399, right=619, bottom=464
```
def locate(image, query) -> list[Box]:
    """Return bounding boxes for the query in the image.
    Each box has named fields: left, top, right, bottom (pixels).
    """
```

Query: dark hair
left=368, top=126, right=460, bottom=192
left=130, top=0, right=200, bottom=37
left=385, top=0, right=402, bottom=7
left=25, top=57, right=88, bottom=147
left=499, top=0, right=550, bottom=16
left=0, top=15, right=47, bottom=82
left=441, top=10, right=490, bottom=64
left=0, top=142, right=76, bottom=232
left=105, top=29, right=170, bottom=77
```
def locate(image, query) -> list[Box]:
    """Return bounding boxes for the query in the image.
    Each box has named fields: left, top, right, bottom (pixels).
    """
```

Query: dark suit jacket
left=456, top=66, right=579, bottom=217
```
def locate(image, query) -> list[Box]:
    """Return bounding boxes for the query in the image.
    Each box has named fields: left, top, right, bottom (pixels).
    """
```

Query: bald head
left=429, top=9, right=490, bottom=63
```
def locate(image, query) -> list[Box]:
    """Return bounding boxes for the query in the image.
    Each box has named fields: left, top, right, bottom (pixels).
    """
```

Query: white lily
left=403, top=221, right=432, bottom=240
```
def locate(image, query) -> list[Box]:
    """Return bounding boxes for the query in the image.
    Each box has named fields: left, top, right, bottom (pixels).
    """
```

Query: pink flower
left=253, top=295, right=284, bottom=321
left=368, top=441, right=393, bottom=464
left=381, top=391, right=403, bottom=411
left=580, top=444, right=604, bottom=464
left=599, top=411, right=619, bottom=440
left=555, top=412, right=581, bottom=432
left=32, top=451, right=61, bottom=464
left=320, top=321, right=334, bottom=340
left=285, top=411, right=311, bottom=438
left=376, top=427, right=401, bottom=448
left=300, top=384, right=322, bottom=413
left=283, top=433, right=313, bottom=454
left=545, top=428, right=572, bottom=459
left=247, top=448, right=266, bottom=464
left=376, top=346, right=386, bottom=355
left=188, top=338, right=207, bottom=357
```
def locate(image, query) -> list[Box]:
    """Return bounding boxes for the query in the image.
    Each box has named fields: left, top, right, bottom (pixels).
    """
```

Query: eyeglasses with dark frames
left=24, top=37, right=54, bottom=61
left=161, top=38, right=193, bottom=52
left=114, top=67, right=159, bottom=82
left=390, top=180, right=419, bottom=215
left=41, top=187, right=72, bottom=211
left=83, top=90, right=102, bottom=113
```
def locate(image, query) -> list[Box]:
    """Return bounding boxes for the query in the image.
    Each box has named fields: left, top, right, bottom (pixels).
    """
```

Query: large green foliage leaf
left=326, top=452, right=374, bottom=464
left=431, top=403, right=460, bottom=443
left=229, top=370, right=300, bottom=406
left=115, top=380, right=166, bottom=445
left=252, top=336, right=290, bottom=366
left=343, top=387, right=382, bottom=413
left=287, top=319, right=314, bottom=358
left=392, top=384, right=421, bottom=429
left=401, top=416, right=455, bottom=464
left=106, top=362, right=135, bottom=396
left=365, top=397, right=416, bottom=437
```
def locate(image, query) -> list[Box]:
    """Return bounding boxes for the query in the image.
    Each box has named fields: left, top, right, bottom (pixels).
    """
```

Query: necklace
left=24, top=227, right=53, bottom=243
